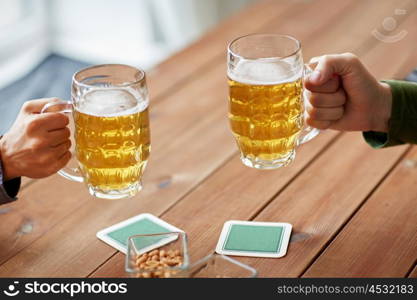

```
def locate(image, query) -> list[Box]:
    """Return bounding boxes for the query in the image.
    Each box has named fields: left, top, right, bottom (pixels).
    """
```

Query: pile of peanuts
left=134, top=249, right=183, bottom=278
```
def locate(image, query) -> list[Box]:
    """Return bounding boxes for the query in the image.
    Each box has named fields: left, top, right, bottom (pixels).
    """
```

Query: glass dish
left=125, top=232, right=189, bottom=278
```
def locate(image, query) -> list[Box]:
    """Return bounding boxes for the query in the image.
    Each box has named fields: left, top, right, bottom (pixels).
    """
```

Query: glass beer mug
left=42, top=64, right=150, bottom=199
left=227, top=34, right=319, bottom=169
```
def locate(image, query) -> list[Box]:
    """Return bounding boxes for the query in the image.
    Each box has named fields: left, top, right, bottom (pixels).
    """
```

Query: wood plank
left=0, top=0, right=356, bottom=276
left=244, top=138, right=407, bottom=277
left=409, top=265, right=417, bottom=278
left=243, top=16, right=417, bottom=275
left=166, top=134, right=410, bottom=278
left=303, top=147, right=417, bottom=277
left=300, top=13, right=417, bottom=277
left=94, top=135, right=410, bottom=277
left=92, top=133, right=340, bottom=277
left=90, top=0, right=415, bottom=277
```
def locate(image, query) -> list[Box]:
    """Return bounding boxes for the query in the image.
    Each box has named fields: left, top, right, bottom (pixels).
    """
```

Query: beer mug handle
left=41, top=100, right=84, bottom=182
left=298, top=64, right=321, bottom=145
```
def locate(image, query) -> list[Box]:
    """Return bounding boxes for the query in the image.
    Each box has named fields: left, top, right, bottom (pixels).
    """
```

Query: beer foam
left=77, top=89, right=147, bottom=117
left=228, top=60, right=302, bottom=85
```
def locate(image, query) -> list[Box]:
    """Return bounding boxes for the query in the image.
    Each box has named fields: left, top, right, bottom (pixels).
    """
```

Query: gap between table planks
left=0, top=0, right=353, bottom=275
left=90, top=0, right=415, bottom=277
left=94, top=135, right=408, bottom=277
left=303, top=147, right=417, bottom=277
left=408, top=265, right=417, bottom=278
left=301, top=8, right=417, bottom=277
left=94, top=0, right=416, bottom=276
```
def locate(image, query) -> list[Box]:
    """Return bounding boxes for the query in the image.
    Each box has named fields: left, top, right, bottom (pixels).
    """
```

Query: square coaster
left=97, top=213, right=183, bottom=254
left=215, top=220, right=292, bottom=258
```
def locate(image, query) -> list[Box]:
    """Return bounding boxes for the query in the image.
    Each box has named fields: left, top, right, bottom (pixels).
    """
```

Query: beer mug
left=41, top=64, right=150, bottom=199
left=227, top=34, right=319, bottom=169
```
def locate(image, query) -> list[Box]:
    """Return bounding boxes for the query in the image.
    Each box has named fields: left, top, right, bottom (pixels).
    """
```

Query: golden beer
left=227, top=34, right=319, bottom=169
left=74, top=89, right=150, bottom=194
left=228, top=77, right=303, bottom=165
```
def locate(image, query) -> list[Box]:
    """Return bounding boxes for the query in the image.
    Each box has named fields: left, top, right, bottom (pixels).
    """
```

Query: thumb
left=307, top=53, right=359, bottom=86
left=22, top=98, right=61, bottom=114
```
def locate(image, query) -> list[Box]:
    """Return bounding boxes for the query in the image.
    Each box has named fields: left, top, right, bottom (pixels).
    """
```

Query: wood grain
left=90, top=0, right=417, bottom=278
left=0, top=0, right=353, bottom=276
left=244, top=135, right=408, bottom=277
left=91, top=132, right=340, bottom=277
left=301, top=10, right=417, bottom=277
left=303, top=147, right=417, bottom=277
left=1, top=0, right=417, bottom=278
left=94, top=136, right=410, bottom=277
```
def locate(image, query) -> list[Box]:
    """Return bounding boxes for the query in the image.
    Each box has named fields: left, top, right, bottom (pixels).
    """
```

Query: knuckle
left=321, top=55, right=331, bottom=64
left=63, top=151, right=72, bottom=162
left=50, top=97, right=60, bottom=103
left=26, top=118, right=42, bottom=133
left=64, top=140, right=72, bottom=150
left=31, top=139, right=47, bottom=151
left=308, top=93, right=321, bottom=107
left=63, top=127, right=71, bottom=138
left=22, top=101, right=31, bottom=112
left=307, top=106, right=320, bottom=119
left=45, top=159, right=61, bottom=174
left=53, top=112, right=69, bottom=126
left=56, top=152, right=71, bottom=169
left=342, top=52, right=358, bottom=62
left=306, top=118, right=330, bottom=130
left=35, top=156, right=49, bottom=168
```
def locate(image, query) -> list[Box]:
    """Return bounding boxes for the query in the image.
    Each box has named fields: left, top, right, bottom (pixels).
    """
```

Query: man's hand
left=0, top=98, right=71, bottom=180
left=304, top=53, right=392, bottom=132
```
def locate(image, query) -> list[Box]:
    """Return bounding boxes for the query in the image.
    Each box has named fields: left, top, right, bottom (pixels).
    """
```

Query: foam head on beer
left=78, top=89, right=147, bottom=116
left=228, top=60, right=302, bottom=85
left=74, top=88, right=150, bottom=194
left=228, top=60, right=304, bottom=167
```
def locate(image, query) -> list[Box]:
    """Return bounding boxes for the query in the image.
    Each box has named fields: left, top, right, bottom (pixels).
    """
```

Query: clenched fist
left=0, top=98, right=71, bottom=180
left=304, top=53, right=392, bottom=133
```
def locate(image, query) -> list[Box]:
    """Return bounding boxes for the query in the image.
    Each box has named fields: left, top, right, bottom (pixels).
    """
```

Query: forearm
left=363, top=80, right=417, bottom=148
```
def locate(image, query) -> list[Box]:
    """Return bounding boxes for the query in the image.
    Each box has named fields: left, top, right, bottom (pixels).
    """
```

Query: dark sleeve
left=0, top=158, right=21, bottom=205
left=363, top=80, right=417, bottom=148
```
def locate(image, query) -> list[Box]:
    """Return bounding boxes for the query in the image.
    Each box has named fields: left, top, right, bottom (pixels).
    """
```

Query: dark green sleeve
left=363, top=80, right=417, bottom=148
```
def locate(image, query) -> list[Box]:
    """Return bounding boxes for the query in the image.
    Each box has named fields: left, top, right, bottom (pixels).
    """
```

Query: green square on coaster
left=216, top=220, right=292, bottom=258
left=107, top=218, right=168, bottom=249
left=224, top=224, right=283, bottom=252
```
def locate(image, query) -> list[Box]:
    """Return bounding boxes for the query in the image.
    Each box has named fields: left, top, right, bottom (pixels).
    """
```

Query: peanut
left=136, top=256, right=147, bottom=265
left=134, top=248, right=183, bottom=278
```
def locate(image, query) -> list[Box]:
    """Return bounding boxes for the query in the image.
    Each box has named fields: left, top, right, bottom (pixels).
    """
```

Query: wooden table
left=1, top=0, right=417, bottom=278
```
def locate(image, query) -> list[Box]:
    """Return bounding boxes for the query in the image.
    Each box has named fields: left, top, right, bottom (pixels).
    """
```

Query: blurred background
left=0, top=0, right=255, bottom=133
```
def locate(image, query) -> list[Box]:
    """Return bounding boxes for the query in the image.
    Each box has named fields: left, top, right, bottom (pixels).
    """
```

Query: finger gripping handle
left=298, top=64, right=320, bottom=145
left=41, top=100, right=83, bottom=182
